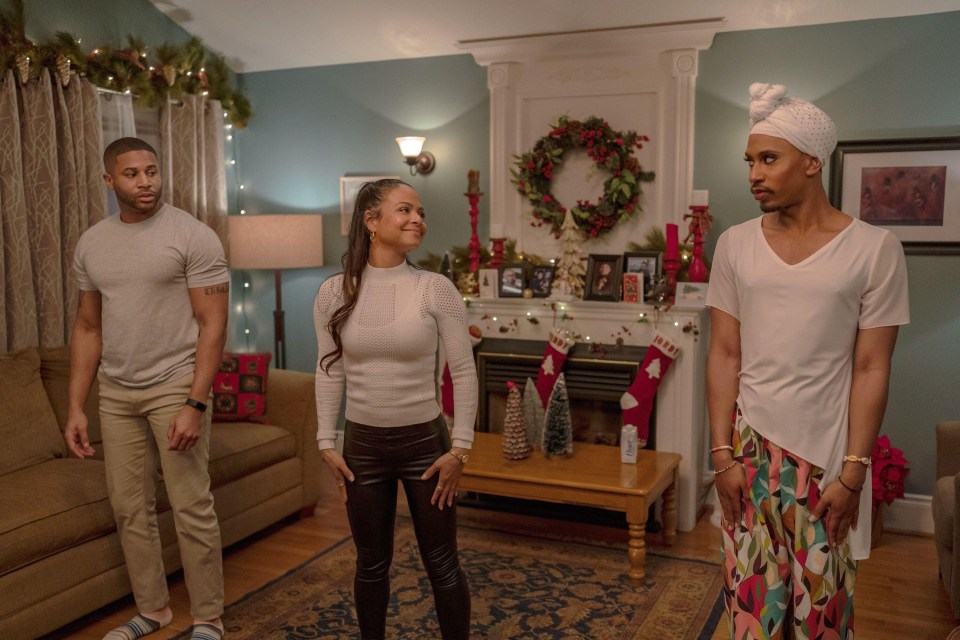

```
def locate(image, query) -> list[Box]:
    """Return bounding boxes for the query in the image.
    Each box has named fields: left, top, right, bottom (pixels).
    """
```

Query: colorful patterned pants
left=722, top=417, right=856, bottom=639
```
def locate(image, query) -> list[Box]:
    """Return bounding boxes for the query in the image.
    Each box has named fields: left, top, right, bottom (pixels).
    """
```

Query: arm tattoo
left=203, top=283, right=229, bottom=296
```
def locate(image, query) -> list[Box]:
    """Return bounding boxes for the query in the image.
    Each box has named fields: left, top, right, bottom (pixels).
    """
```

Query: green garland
left=0, top=0, right=251, bottom=127
left=511, top=115, right=655, bottom=239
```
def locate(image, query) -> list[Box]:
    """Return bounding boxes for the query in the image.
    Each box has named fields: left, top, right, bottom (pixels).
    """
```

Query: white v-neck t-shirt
left=706, top=216, right=909, bottom=559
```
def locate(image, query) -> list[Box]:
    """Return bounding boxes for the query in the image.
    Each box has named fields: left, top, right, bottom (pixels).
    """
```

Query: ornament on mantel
left=502, top=382, right=531, bottom=460
left=55, top=53, right=71, bottom=86
left=542, top=373, right=573, bottom=458
left=456, top=271, right=477, bottom=296
left=552, top=210, right=586, bottom=300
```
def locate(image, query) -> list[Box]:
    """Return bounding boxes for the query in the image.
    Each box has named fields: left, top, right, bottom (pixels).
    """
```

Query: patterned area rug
left=180, top=521, right=724, bottom=639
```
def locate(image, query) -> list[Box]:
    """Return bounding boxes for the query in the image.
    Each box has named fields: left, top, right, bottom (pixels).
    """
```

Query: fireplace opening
left=475, top=338, right=655, bottom=450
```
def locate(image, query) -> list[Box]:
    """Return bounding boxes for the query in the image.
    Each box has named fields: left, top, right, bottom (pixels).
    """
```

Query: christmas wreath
left=511, top=115, right=655, bottom=239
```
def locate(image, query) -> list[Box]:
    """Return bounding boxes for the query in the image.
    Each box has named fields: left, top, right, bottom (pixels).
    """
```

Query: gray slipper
left=190, top=622, right=225, bottom=639
left=102, top=614, right=164, bottom=640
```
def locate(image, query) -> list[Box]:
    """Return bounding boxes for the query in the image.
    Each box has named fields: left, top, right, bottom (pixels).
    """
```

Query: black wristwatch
left=184, top=398, right=208, bottom=413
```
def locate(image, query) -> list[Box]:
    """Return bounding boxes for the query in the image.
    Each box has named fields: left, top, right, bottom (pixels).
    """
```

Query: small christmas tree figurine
left=542, top=373, right=573, bottom=458
left=501, top=382, right=531, bottom=460
left=439, top=252, right=454, bottom=281
left=552, top=210, right=586, bottom=300
left=522, top=377, right=544, bottom=449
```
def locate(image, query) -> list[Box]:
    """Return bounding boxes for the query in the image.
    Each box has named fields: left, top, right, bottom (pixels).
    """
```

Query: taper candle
left=665, top=223, right=679, bottom=260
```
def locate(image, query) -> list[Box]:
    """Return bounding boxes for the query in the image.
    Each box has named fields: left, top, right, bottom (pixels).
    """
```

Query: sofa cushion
left=213, top=352, right=271, bottom=423
left=39, top=345, right=103, bottom=445
left=0, top=348, right=66, bottom=476
left=0, top=458, right=115, bottom=575
left=933, top=475, right=955, bottom=552
left=208, top=422, right=295, bottom=487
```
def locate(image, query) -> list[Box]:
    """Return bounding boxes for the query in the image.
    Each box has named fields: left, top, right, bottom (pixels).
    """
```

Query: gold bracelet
left=710, top=445, right=734, bottom=453
left=713, top=461, right=739, bottom=476
left=842, top=454, right=871, bottom=467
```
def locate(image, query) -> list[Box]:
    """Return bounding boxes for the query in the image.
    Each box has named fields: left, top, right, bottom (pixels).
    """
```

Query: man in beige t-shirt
left=66, top=137, right=229, bottom=640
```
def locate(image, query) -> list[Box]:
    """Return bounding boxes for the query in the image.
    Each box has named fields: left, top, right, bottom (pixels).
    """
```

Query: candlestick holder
left=662, top=258, right=680, bottom=302
left=489, top=237, right=505, bottom=269
left=464, top=191, right=484, bottom=273
left=684, top=205, right=712, bottom=283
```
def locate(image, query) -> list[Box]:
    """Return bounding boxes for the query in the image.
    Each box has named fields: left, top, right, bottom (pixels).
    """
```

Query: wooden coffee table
left=458, top=432, right=681, bottom=584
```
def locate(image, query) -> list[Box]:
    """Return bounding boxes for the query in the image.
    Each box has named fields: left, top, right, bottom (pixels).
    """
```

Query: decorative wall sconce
left=395, top=136, right=436, bottom=175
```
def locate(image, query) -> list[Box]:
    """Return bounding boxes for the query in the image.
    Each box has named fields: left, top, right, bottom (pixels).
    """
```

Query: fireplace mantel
left=465, top=298, right=709, bottom=531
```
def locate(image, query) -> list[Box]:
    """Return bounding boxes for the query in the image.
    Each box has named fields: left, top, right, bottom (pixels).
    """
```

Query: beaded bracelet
left=713, top=461, right=739, bottom=476
left=837, top=476, right=863, bottom=493
left=842, top=454, right=871, bottom=467
left=710, top=445, right=734, bottom=453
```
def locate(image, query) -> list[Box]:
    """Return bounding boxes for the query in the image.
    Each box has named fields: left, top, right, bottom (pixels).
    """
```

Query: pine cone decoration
left=15, top=54, right=30, bottom=84
left=161, top=65, right=176, bottom=87
left=56, top=53, right=72, bottom=87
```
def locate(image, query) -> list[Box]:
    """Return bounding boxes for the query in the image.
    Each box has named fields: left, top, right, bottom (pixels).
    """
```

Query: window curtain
left=99, top=92, right=137, bottom=216
left=160, top=94, right=228, bottom=247
left=0, top=70, right=105, bottom=351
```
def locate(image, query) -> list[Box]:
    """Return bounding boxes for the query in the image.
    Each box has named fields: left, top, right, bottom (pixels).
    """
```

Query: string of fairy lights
left=224, top=112, right=253, bottom=350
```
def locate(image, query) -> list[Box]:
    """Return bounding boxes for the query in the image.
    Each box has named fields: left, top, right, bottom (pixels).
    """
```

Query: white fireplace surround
left=466, top=299, right=709, bottom=532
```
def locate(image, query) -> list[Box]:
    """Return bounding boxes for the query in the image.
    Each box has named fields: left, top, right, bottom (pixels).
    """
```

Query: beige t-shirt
left=74, top=204, right=228, bottom=388
left=706, top=216, right=909, bottom=559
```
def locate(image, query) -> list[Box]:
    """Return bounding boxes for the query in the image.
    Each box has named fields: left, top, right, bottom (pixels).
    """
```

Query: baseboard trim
left=884, top=492, right=933, bottom=536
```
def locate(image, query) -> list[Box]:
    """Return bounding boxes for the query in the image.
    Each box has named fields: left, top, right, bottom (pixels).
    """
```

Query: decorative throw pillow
left=213, top=352, right=271, bottom=423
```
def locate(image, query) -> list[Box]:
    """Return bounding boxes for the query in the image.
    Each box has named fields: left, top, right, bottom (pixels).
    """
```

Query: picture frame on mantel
left=828, top=137, right=960, bottom=255
left=340, top=176, right=400, bottom=236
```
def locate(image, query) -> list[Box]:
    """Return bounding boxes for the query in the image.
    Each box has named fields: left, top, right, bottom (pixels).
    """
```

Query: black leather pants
left=343, top=415, right=471, bottom=640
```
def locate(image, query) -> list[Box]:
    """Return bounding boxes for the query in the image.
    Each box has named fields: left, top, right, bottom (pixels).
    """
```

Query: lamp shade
left=395, top=136, right=425, bottom=158
left=228, top=214, right=324, bottom=269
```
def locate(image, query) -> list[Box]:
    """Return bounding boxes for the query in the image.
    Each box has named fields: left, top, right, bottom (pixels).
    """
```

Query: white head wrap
left=748, top=83, right=837, bottom=165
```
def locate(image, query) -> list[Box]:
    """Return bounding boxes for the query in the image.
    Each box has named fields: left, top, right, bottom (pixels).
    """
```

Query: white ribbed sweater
left=313, top=262, right=478, bottom=450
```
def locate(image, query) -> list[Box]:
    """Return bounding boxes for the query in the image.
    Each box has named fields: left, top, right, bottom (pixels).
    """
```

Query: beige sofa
left=0, top=346, right=322, bottom=640
left=934, top=421, right=960, bottom=621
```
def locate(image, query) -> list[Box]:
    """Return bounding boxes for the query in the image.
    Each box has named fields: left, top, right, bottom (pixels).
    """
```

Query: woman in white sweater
left=314, top=179, right=477, bottom=639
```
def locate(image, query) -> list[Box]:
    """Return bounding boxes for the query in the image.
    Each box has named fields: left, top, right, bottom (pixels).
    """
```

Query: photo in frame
left=498, top=263, right=525, bottom=298
left=530, top=265, right=556, bottom=298
left=584, top=254, right=623, bottom=301
left=674, top=282, right=709, bottom=308
left=340, top=176, right=400, bottom=236
left=828, top=137, right=960, bottom=254
left=478, top=268, right=499, bottom=298
left=623, top=251, right=661, bottom=302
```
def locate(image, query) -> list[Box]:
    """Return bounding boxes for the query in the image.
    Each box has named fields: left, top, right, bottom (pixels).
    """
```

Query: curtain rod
left=95, top=85, right=183, bottom=106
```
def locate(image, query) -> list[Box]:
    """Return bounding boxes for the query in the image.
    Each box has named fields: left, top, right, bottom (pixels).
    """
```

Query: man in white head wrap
left=705, top=83, right=909, bottom=639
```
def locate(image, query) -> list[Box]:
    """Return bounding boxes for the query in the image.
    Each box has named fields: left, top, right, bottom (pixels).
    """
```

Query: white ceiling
left=149, top=0, right=960, bottom=73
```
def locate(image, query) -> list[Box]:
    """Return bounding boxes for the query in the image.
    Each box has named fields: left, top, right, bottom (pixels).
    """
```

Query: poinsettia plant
left=871, top=435, right=909, bottom=506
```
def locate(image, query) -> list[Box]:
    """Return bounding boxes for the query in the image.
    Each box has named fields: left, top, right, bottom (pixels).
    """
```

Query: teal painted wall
left=694, top=12, right=960, bottom=496
left=22, top=0, right=191, bottom=48
left=230, top=55, right=489, bottom=373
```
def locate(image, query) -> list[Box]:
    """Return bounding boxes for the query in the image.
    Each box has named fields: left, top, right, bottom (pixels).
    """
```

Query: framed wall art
left=339, top=176, right=400, bottom=236
left=828, top=137, right=960, bottom=254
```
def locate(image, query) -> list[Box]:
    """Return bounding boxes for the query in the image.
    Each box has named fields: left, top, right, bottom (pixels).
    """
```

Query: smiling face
left=365, top=184, right=426, bottom=256
left=104, top=150, right=163, bottom=219
left=744, top=134, right=821, bottom=213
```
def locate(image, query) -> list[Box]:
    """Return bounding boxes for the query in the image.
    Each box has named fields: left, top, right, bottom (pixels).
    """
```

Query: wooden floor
left=53, top=479, right=958, bottom=640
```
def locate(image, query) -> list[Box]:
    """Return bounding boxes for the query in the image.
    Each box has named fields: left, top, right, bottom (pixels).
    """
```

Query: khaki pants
left=98, top=372, right=224, bottom=620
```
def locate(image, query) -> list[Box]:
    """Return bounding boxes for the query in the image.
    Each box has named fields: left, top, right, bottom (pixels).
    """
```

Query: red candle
left=665, top=223, right=679, bottom=260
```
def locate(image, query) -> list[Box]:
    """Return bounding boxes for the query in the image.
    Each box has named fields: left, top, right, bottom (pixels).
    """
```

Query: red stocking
left=621, top=331, right=680, bottom=446
left=535, top=327, right=575, bottom=408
